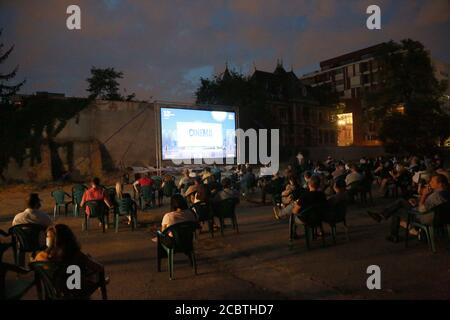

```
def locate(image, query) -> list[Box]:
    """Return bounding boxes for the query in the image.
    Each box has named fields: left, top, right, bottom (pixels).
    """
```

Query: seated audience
left=133, top=173, right=154, bottom=194
left=367, top=174, right=450, bottom=242
left=161, top=194, right=197, bottom=233
left=13, top=193, right=52, bottom=227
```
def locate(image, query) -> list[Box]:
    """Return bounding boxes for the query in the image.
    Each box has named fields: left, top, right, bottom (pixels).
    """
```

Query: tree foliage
left=86, top=67, right=128, bottom=101
left=364, top=39, right=450, bottom=154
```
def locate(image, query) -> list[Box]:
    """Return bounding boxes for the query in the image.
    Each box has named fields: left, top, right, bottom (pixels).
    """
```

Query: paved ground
left=0, top=183, right=448, bottom=300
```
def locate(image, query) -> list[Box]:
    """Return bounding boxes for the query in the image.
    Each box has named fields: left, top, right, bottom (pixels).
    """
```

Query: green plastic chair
left=51, top=190, right=72, bottom=219
left=115, top=197, right=138, bottom=232
left=8, top=224, right=47, bottom=267
left=0, top=262, right=35, bottom=300
left=213, top=198, right=239, bottom=236
left=151, top=176, right=163, bottom=205
left=82, top=201, right=109, bottom=233
left=156, top=221, right=198, bottom=280
left=72, top=189, right=85, bottom=217
left=163, top=180, right=177, bottom=198
left=405, top=202, right=450, bottom=253
left=191, top=202, right=214, bottom=238
left=30, top=261, right=108, bottom=300
left=322, top=201, right=349, bottom=244
left=139, top=185, right=154, bottom=210
left=289, top=205, right=326, bottom=249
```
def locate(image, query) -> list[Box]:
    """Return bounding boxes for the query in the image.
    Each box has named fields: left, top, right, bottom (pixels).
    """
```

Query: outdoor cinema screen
left=160, top=107, right=236, bottom=160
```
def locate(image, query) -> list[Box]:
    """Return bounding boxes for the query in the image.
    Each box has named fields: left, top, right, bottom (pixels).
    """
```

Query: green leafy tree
left=364, top=39, right=450, bottom=154
left=86, top=67, right=125, bottom=100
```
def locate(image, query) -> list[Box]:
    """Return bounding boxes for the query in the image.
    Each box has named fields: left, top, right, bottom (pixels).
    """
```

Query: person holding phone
left=367, top=174, right=450, bottom=242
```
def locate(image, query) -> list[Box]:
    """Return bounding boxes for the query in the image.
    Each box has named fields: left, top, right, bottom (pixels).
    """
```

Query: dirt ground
left=0, top=182, right=449, bottom=300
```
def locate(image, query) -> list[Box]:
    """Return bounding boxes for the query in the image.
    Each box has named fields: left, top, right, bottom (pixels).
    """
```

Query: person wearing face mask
left=12, top=193, right=52, bottom=227
left=34, top=224, right=107, bottom=298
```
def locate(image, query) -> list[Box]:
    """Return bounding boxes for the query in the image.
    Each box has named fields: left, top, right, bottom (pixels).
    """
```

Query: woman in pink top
left=80, top=178, right=112, bottom=226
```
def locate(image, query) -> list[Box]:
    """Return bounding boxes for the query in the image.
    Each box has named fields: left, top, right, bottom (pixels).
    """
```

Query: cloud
left=0, top=0, right=448, bottom=102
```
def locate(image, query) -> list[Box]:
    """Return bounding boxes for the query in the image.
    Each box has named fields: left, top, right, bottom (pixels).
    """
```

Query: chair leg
left=331, top=225, right=337, bottom=245
left=304, top=226, right=311, bottom=250
left=168, top=250, right=174, bottom=280
left=428, top=227, right=436, bottom=253
left=220, top=217, right=224, bottom=236
left=234, top=216, right=239, bottom=234
left=405, top=222, right=410, bottom=248
left=115, top=214, right=119, bottom=233
left=208, top=220, right=214, bottom=238
left=192, top=252, right=197, bottom=275
left=53, top=206, right=57, bottom=220
left=320, top=225, right=326, bottom=247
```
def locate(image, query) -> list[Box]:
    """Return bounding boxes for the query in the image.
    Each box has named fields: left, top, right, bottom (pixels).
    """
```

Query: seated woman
left=273, top=173, right=301, bottom=220
left=80, top=177, right=112, bottom=228
left=34, top=224, right=107, bottom=299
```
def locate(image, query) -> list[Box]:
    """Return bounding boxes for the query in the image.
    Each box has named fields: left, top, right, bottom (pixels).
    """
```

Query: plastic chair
left=82, top=201, right=109, bottom=233
left=139, top=185, right=155, bottom=210
left=115, top=197, right=138, bottom=232
left=156, top=221, right=198, bottom=280
left=51, top=190, right=72, bottom=219
left=8, top=224, right=47, bottom=267
left=30, top=261, right=108, bottom=300
left=405, top=202, right=450, bottom=253
left=213, top=198, right=239, bottom=236
left=289, top=205, right=326, bottom=249
left=322, top=202, right=349, bottom=244
left=72, top=187, right=86, bottom=217
left=191, top=202, right=214, bottom=238
left=0, top=262, right=35, bottom=300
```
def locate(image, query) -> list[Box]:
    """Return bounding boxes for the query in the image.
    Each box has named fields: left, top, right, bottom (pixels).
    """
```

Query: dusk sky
left=1, top=0, right=449, bottom=102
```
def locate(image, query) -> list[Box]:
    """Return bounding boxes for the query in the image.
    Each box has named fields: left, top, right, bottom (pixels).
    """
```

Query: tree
left=0, top=30, right=26, bottom=180
left=364, top=39, right=450, bottom=154
left=0, top=29, right=25, bottom=102
left=86, top=67, right=124, bottom=100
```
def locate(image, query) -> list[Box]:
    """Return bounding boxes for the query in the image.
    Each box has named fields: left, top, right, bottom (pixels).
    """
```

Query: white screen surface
left=160, top=107, right=236, bottom=160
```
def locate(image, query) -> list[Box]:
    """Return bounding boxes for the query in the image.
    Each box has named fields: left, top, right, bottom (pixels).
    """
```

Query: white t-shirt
left=161, top=209, right=196, bottom=231
left=12, top=208, right=52, bottom=227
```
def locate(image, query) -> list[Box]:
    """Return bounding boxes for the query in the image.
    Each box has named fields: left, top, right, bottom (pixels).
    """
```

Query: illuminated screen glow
left=160, top=107, right=236, bottom=160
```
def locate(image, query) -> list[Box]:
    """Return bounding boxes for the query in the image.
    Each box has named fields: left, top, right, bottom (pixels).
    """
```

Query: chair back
left=30, top=261, right=87, bottom=300
left=9, top=224, right=46, bottom=253
left=433, top=201, right=450, bottom=226
left=216, top=198, right=237, bottom=219
left=191, top=202, right=211, bottom=222
left=299, top=205, right=326, bottom=227
left=0, top=230, right=12, bottom=263
left=140, top=185, right=154, bottom=201
left=51, top=190, right=67, bottom=205
left=84, top=201, right=106, bottom=218
left=163, top=221, right=197, bottom=253
left=118, top=197, right=135, bottom=215
left=151, top=176, right=162, bottom=189
left=72, top=184, right=87, bottom=195
left=72, top=190, right=84, bottom=206
left=163, top=180, right=176, bottom=197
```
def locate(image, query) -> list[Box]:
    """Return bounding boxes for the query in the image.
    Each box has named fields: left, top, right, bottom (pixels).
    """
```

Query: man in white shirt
left=12, top=193, right=52, bottom=227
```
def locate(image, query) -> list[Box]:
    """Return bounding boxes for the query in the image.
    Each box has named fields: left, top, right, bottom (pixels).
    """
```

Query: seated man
left=133, top=173, right=154, bottom=194
left=13, top=193, right=52, bottom=227
left=275, top=175, right=326, bottom=220
left=327, top=179, right=348, bottom=208
left=213, top=178, right=240, bottom=203
left=368, top=174, right=450, bottom=242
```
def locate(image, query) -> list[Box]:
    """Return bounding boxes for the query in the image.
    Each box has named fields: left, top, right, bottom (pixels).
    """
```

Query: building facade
left=246, top=62, right=337, bottom=151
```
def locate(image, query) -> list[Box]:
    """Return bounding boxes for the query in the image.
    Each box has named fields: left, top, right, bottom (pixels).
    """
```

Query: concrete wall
left=56, top=100, right=157, bottom=170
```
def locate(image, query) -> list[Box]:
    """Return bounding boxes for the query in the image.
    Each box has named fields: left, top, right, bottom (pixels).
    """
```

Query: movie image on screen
left=160, top=107, right=236, bottom=160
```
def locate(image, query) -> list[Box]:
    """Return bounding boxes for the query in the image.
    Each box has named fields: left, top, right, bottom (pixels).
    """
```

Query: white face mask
left=46, top=237, right=53, bottom=249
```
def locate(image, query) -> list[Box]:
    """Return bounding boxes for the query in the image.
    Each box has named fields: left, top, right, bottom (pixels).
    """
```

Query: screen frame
left=157, top=103, right=238, bottom=163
